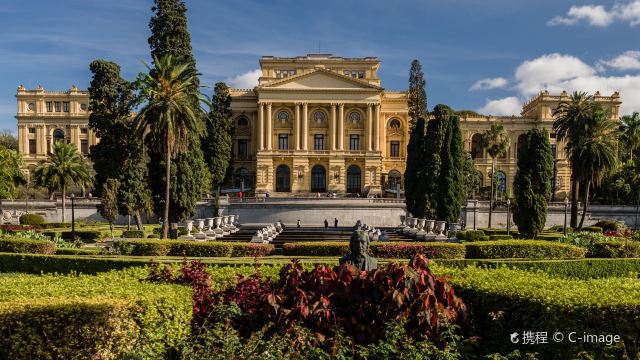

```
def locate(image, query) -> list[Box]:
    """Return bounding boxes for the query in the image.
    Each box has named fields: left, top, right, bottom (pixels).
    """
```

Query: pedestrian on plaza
left=238, top=191, right=243, bottom=202
left=297, top=219, right=301, bottom=228
left=265, top=189, right=270, bottom=198
left=316, top=192, right=321, bottom=199
left=324, top=219, right=329, bottom=229
left=334, top=218, right=338, bottom=228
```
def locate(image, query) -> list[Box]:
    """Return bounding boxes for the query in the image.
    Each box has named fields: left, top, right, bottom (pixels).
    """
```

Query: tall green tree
left=553, top=91, right=598, bottom=228
left=513, top=129, right=553, bottom=238
left=98, top=178, right=120, bottom=239
left=570, top=108, right=618, bottom=229
left=620, top=112, right=640, bottom=161
left=423, top=105, right=450, bottom=219
left=135, top=55, right=206, bottom=239
left=0, top=145, right=25, bottom=224
left=463, top=153, right=481, bottom=199
left=404, top=117, right=427, bottom=217
left=119, top=158, right=153, bottom=230
left=146, top=0, right=210, bottom=227
left=34, top=142, right=91, bottom=222
left=0, top=129, right=18, bottom=151
left=408, top=59, right=427, bottom=129
left=481, top=123, right=511, bottom=228
left=202, top=82, right=234, bottom=213
left=435, top=108, right=465, bottom=222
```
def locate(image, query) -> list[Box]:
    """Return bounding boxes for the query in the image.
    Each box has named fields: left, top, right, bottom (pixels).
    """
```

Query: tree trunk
left=134, top=211, right=143, bottom=231
left=61, top=185, right=66, bottom=223
left=162, top=140, right=171, bottom=239
left=215, top=185, right=221, bottom=216
left=488, top=158, right=495, bottom=228
left=110, top=222, right=114, bottom=240
left=578, top=180, right=591, bottom=230
left=570, top=176, right=579, bottom=228
left=0, top=198, right=4, bottom=225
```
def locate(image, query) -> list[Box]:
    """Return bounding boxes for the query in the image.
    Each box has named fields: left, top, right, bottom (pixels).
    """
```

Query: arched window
left=313, top=110, right=326, bottom=123
left=275, top=165, right=291, bottom=192
left=387, top=169, right=402, bottom=190
left=471, top=133, right=483, bottom=159
left=346, top=165, right=361, bottom=193
left=53, top=129, right=65, bottom=143
left=388, top=118, right=401, bottom=130
left=277, top=111, right=290, bottom=123
left=348, top=111, right=361, bottom=123
left=517, top=133, right=528, bottom=158
left=237, top=116, right=249, bottom=127
left=311, top=165, right=326, bottom=192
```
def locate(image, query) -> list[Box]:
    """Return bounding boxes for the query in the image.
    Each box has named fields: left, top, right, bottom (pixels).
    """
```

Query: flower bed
left=114, top=240, right=274, bottom=258
left=282, top=241, right=466, bottom=259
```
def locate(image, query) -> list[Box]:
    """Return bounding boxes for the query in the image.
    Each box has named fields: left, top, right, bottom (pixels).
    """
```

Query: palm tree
left=134, top=55, right=206, bottom=239
left=553, top=91, right=598, bottom=228
left=34, top=141, right=91, bottom=222
left=0, top=146, right=25, bottom=224
left=570, top=108, right=618, bottom=229
left=481, top=123, right=511, bottom=228
left=620, top=112, right=640, bottom=161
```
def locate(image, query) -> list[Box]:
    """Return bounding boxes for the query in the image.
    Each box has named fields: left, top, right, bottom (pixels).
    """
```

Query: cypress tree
left=435, top=111, right=465, bottom=222
left=408, top=60, right=427, bottom=129
left=513, top=129, right=553, bottom=238
left=404, top=117, right=427, bottom=217
left=146, top=0, right=210, bottom=222
left=423, top=105, right=450, bottom=219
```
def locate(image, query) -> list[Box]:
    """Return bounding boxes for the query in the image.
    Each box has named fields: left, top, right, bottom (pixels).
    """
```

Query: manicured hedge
left=0, top=269, right=192, bottom=359
left=465, top=240, right=585, bottom=259
left=435, top=258, right=640, bottom=279
left=61, top=230, right=107, bottom=242
left=435, top=265, right=640, bottom=358
left=593, top=220, right=626, bottom=232
left=590, top=240, right=640, bottom=258
left=40, top=222, right=72, bottom=229
left=115, top=240, right=274, bottom=258
left=535, top=233, right=564, bottom=241
left=0, top=224, right=34, bottom=233
left=456, top=230, right=489, bottom=242
left=122, top=230, right=145, bottom=238
left=488, top=234, right=513, bottom=240
left=55, top=248, right=102, bottom=256
left=19, top=213, right=44, bottom=225
left=0, top=253, right=151, bottom=274
left=0, top=238, right=56, bottom=255
left=582, top=226, right=603, bottom=233
left=282, top=241, right=466, bottom=259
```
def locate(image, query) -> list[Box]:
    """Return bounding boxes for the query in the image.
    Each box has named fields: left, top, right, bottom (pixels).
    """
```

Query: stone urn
left=402, top=217, right=414, bottom=235
left=221, top=216, right=231, bottom=235
left=205, top=218, right=217, bottom=239
left=448, top=222, right=459, bottom=242
left=229, top=215, right=237, bottom=233
left=195, top=219, right=207, bottom=240
left=422, top=220, right=436, bottom=241
left=184, top=220, right=195, bottom=240
left=415, top=219, right=427, bottom=238
left=214, top=217, right=224, bottom=236
left=409, top=218, right=422, bottom=236
left=435, top=221, right=447, bottom=241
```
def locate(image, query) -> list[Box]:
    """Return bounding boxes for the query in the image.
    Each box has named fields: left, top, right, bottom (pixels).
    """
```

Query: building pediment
left=258, top=69, right=383, bottom=92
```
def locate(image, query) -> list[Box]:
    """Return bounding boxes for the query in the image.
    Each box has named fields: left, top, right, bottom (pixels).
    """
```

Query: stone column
left=366, top=104, right=373, bottom=151
left=258, top=103, right=264, bottom=150
left=294, top=102, right=301, bottom=150
left=37, top=125, right=45, bottom=155
left=330, top=103, right=337, bottom=151
left=266, top=102, right=272, bottom=150
left=374, top=104, right=380, bottom=151
left=338, top=103, right=344, bottom=150
left=302, top=102, right=308, bottom=150
left=18, top=125, right=25, bottom=154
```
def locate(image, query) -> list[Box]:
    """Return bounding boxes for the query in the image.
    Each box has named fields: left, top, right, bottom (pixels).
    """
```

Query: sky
left=1, top=0, right=640, bottom=133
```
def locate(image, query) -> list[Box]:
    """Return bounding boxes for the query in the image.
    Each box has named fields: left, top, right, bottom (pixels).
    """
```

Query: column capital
left=330, top=102, right=338, bottom=107
left=294, top=101, right=303, bottom=106
left=338, top=102, right=345, bottom=108
left=265, top=102, right=272, bottom=109
left=366, top=102, right=375, bottom=108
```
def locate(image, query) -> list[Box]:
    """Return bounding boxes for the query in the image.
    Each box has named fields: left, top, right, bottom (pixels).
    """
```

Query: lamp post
left=564, top=197, right=569, bottom=236
left=71, top=194, right=76, bottom=243
left=506, top=198, right=511, bottom=236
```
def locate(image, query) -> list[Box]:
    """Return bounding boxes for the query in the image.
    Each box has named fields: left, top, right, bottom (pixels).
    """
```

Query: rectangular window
left=46, top=102, right=53, bottom=112
left=357, top=71, right=364, bottom=79
left=314, top=134, right=324, bottom=151
left=390, top=141, right=400, bottom=157
left=81, top=127, right=88, bottom=134
left=54, top=102, right=61, bottom=112
left=278, top=134, right=288, bottom=150
left=81, top=140, right=89, bottom=154
left=63, top=101, right=70, bottom=112
left=29, top=139, right=37, bottom=154
left=28, top=127, right=36, bottom=134
left=343, top=70, right=350, bottom=76
left=238, top=139, right=248, bottom=157
left=349, top=135, right=360, bottom=151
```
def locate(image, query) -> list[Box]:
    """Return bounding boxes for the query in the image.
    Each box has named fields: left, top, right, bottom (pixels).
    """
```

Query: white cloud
left=477, top=52, right=640, bottom=116
left=225, top=69, right=261, bottom=89
left=469, top=77, right=508, bottom=91
left=548, top=1, right=640, bottom=27
left=597, top=50, right=640, bottom=71
left=479, top=96, right=523, bottom=116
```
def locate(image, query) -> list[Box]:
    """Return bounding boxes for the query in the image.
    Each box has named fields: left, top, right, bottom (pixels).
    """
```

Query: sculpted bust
left=339, top=230, right=377, bottom=271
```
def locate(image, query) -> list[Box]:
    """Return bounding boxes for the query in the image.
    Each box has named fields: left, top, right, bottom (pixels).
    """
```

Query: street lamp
left=506, top=198, right=511, bottom=236
left=564, top=197, right=569, bottom=236
left=71, top=194, right=76, bottom=243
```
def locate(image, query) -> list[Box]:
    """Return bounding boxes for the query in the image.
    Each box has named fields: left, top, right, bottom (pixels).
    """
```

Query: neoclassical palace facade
left=15, top=54, right=622, bottom=197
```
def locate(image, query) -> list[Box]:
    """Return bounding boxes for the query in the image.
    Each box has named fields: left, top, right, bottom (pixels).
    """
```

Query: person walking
left=334, top=218, right=338, bottom=228
left=297, top=219, right=301, bottom=228
left=324, top=219, right=329, bottom=229
left=238, top=191, right=243, bottom=202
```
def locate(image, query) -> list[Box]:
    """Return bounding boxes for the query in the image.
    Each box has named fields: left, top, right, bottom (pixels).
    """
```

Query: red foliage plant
left=148, top=254, right=467, bottom=346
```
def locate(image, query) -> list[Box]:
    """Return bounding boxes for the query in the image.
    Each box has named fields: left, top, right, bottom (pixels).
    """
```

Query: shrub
left=436, top=265, right=640, bottom=358
left=0, top=238, right=56, bottom=255
left=54, top=248, right=102, bottom=256
left=0, top=253, right=153, bottom=274
left=582, top=226, right=603, bottom=233
left=61, top=230, right=108, bottom=242
left=0, top=224, right=34, bottom=233
left=113, top=240, right=270, bottom=258
left=168, top=242, right=233, bottom=257
left=593, top=220, right=627, bottom=232
left=19, top=214, right=44, bottom=225
left=282, top=242, right=348, bottom=256
left=535, top=233, right=564, bottom=241
left=456, top=230, right=488, bottom=242
left=152, top=226, right=187, bottom=237
left=464, top=240, right=585, bottom=259
left=42, top=230, right=62, bottom=239
left=40, top=222, right=72, bottom=229
left=122, top=230, right=145, bottom=238
left=230, top=243, right=275, bottom=257
left=0, top=269, right=192, bottom=359
left=488, top=234, right=513, bottom=240
left=556, top=231, right=611, bottom=254
left=547, top=224, right=573, bottom=233
left=281, top=241, right=466, bottom=259
left=590, top=240, right=640, bottom=258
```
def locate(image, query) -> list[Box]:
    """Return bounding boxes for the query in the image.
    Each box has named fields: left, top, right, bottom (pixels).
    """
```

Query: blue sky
left=1, top=0, right=640, bottom=133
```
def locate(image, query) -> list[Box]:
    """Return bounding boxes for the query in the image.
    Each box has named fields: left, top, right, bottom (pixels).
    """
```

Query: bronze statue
left=339, top=230, right=377, bottom=271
